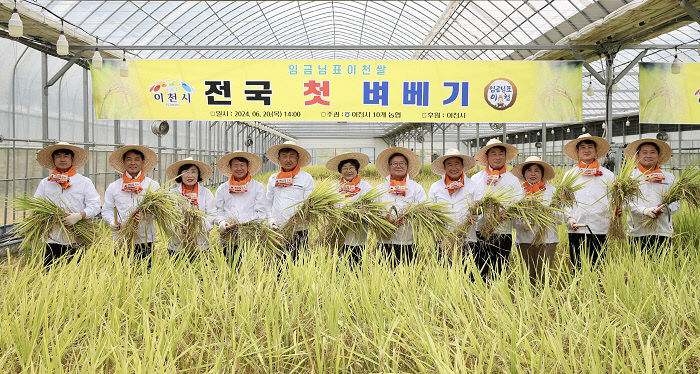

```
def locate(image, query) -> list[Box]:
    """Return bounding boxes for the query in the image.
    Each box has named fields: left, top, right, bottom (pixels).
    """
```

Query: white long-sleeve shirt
left=626, top=169, right=679, bottom=237
left=266, top=170, right=315, bottom=229
left=336, top=179, right=373, bottom=246
left=471, top=170, right=524, bottom=236
left=378, top=175, right=427, bottom=245
left=168, top=183, right=216, bottom=251
left=215, top=179, right=267, bottom=225
left=513, top=184, right=561, bottom=244
left=428, top=174, right=477, bottom=243
left=33, top=173, right=101, bottom=245
left=564, top=166, right=614, bottom=235
left=102, top=174, right=160, bottom=244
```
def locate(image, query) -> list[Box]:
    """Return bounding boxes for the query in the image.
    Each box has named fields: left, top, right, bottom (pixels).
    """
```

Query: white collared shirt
left=335, top=178, right=373, bottom=246
left=513, top=183, right=561, bottom=244
left=563, top=166, right=614, bottom=235
left=428, top=173, right=477, bottom=242
left=378, top=175, right=427, bottom=245
left=266, top=170, right=315, bottom=229
left=215, top=178, right=267, bottom=225
left=168, top=182, right=216, bottom=251
left=626, top=169, right=679, bottom=237
left=471, top=169, right=524, bottom=235
left=102, top=173, right=160, bottom=244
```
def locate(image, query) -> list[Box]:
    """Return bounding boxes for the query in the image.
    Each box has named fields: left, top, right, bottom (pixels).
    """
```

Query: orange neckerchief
left=48, top=167, right=76, bottom=190
left=339, top=175, right=362, bottom=198
left=229, top=173, right=252, bottom=193
left=182, top=183, right=199, bottom=208
left=388, top=175, right=408, bottom=196
left=444, top=174, right=464, bottom=195
left=485, top=165, right=506, bottom=186
left=275, top=164, right=300, bottom=187
left=122, top=171, right=145, bottom=194
left=578, top=160, right=603, bottom=176
left=638, top=164, right=665, bottom=183
left=523, top=180, right=546, bottom=195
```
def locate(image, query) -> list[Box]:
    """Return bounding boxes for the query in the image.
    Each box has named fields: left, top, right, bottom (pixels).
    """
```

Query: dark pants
left=568, top=233, right=606, bottom=269
left=381, top=244, right=416, bottom=266
left=43, top=243, right=76, bottom=267
left=438, top=241, right=474, bottom=268
left=474, top=233, right=512, bottom=280
left=133, top=242, right=153, bottom=260
left=287, top=230, right=308, bottom=262
left=631, top=235, right=669, bottom=255
left=341, top=245, right=363, bottom=267
left=223, top=245, right=240, bottom=267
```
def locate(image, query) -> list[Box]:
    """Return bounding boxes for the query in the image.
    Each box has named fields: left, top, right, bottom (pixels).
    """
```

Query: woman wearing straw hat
left=326, top=152, right=372, bottom=265
left=102, top=145, right=159, bottom=260
left=562, top=133, right=614, bottom=269
left=471, top=138, right=523, bottom=280
left=376, top=146, right=426, bottom=265
left=165, top=158, right=216, bottom=255
left=428, top=149, right=477, bottom=263
left=512, top=156, right=559, bottom=283
left=34, top=142, right=101, bottom=266
left=214, top=151, right=267, bottom=263
left=265, top=141, right=315, bottom=260
left=624, top=138, right=678, bottom=252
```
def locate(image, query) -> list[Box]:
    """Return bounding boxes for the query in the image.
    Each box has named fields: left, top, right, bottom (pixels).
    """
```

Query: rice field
left=1, top=166, right=699, bottom=372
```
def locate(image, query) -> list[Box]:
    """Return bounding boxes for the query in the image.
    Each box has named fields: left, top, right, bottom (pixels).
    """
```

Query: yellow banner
left=92, top=60, right=582, bottom=123
left=639, top=62, right=700, bottom=124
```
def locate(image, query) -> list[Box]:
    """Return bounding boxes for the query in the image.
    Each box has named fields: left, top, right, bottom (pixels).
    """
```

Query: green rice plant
left=337, top=187, right=396, bottom=243
left=116, top=185, right=182, bottom=250
left=506, top=192, right=559, bottom=246
left=280, top=179, right=345, bottom=239
left=398, top=201, right=454, bottom=257
left=606, top=157, right=643, bottom=242
left=177, top=203, right=207, bottom=254
left=641, top=165, right=700, bottom=230
left=551, top=169, right=585, bottom=210
left=220, top=219, right=284, bottom=257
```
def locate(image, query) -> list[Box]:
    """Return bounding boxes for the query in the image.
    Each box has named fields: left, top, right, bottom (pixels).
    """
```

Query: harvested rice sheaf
left=506, top=193, right=559, bottom=246
left=398, top=201, right=454, bottom=257
left=337, top=187, right=396, bottom=244
left=178, top=203, right=207, bottom=254
left=280, top=180, right=345, bottom=240
left=221, top=219, right=284, bottom=257
left=116, top=185, right=182, bottom=250
left=606, top=157, right=643, bottom=242
left=551, top=169, right=585, bottom=210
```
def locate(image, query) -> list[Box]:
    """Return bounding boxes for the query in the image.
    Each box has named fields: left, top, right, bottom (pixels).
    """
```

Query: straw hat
left=325, top=152, right=370, bottom=173
left=36, top=142, right=88, bottom=170
left=624, top=138, right=672, bottom=165
left=216, top=151, right=263, bottom=176
left=430, top=148, right=476, bottom=175
left=265, top=141, right=312, bottom=168
left=166, top=158, right=213, bottom=182
left=108, top=145, right=158, bottom=173
left=511, top=156, right=556, bottom=182
left=563, top=133, right=610, bottom=161
left=375, top=147, right=421, bottom=178
left=474, top=138, right=519, bottom=168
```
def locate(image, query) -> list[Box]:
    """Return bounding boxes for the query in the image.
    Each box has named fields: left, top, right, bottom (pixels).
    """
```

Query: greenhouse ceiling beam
left=570, top=50, right=605, bottom=84
left=45, top=57, right=80, bottom=88
left=679, top=0, right=700, bottom=24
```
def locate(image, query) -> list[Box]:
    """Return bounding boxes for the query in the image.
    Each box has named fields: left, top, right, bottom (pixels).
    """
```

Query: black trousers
left=44, top=243, right=76, bottom=267
left=223, top=244, right=240, bottom=268
left=568, top=233, right=606, bottom=269
left=381, top=244, right=416, bottom=266
left=631, top=235, right=669, bottom=255
left=287, top=230, right=308, bottom=262
left=437, top=241, right=475, bottom=268
left=474, top=233, right=512, bottom=280
left=341, top=245, right=363, bottom=267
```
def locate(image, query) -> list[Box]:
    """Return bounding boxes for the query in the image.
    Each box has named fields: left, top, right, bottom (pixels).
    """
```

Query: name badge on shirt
left=48, top=174, right=69, bottom=184
left=229, top=184, right=248, bottom=194
left=388, top=185, right=407, bottom=196
left=581, top=167, right=602, bottom=176
left=486, top=175, right=500, bottom=186
left=644, top=172, right=664, bottom=183
left=122, top=181, right=142, bottom=192
left=275, top=178, right=294, bottom=187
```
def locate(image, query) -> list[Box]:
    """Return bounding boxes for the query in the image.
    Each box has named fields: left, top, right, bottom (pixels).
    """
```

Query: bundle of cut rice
left=280, top=180, right=345, bottom=240
left=221, top=218, right=284, bottom=257
left=642, top=164, right=700, bottom=229
left=337, top=187, right=396, bottom=244
left=396, top=201, right=454, bottom=257
left=506, top=192, right=559, bottom=246
left=606, top=157, right=643, bottom=241
left=116, top=185, right=182, bottom=250
left=551, top=170, right=585, bottom=210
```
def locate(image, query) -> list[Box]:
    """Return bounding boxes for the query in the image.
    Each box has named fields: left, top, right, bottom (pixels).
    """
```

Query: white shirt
left=33, top=172, right=101, bottom=245
left=626, top=169, right=679, bottom=237
left=102, top=173, right=160, bottom=244
left=428, top=173, right=477, bottom=243
left=513, top=183, right=561, bottom=244
left=378, top=175, right=427, bottom=245
left=564, top=166, right=615, bottom=235
left=215, top=179, right=267, bottom=225
left=471, top=169, right=524, bottom=236
left=168, top=183, right=216, bottom=251
left=335, top=178, right=373, bottom=246
left=266, top=170, right=315, bottom=229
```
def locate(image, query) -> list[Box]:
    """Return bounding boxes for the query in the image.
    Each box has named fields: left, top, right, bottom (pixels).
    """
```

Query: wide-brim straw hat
left=36, top=142, right=88, bottom=170
left=265, top=141, right=312, bottom=168
left=166, top=158, right=213, bottom=182
left=325, top=152, right=370, bottom=173
left=376, top=147, right=421, bottom=178
left=108, top=145, right=158, bottom=173
left=217, top=151, right=263, bottom=176
left=563, top=133, right=610, bottom=161
left=474, top=138, right=519, bottom=168
left=430, top=148, right=476, bottom=175
left=624, top=138, right=672, bottom=165
left=512, top=156, right=556, bottom=182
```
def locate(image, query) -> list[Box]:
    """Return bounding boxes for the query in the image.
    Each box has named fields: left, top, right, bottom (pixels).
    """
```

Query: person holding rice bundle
left=165, top=158, right=216, bottom=255
left=325, top=152, right=372, bottom=265
left=623, top=138, right=678, bottom=252
left=471, top=139, right=523, bottom=280
left=562, top=133, right=614, bottom=269
left=376, top=147, right=426, bottom=265
left=265, top=141, right=315, bottom=261
left=428, top=148, right=477, bottom=264
left=512, top=156, right=559, bottom=283
left=33, top=142, right=101, bottom=266
left=214, top=151, right=267, bottom=262
left=102, top=145, right=159, bottom=260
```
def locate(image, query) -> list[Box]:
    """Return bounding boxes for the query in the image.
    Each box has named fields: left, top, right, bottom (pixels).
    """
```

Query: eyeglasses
left=390, top=162, right=407, bottom=167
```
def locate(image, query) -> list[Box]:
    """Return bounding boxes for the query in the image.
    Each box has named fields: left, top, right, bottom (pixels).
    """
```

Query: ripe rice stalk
left=642, top=164, right=700, bottom=230
left=551, top=170, right=585, bottom=210
left=116, top=185, right=182, bottom=250
left=506, top=193, right=559, bottom=246
left=177, top=203, right=207, bottom=254
left=397, top=201, right=454, bottom=257
left=221, top=218, right=284, bottom=257
left=280, top=179, right=345, bottom=239
left=606, top=157, right=643, bottom=241
left=337, top=187, right=396, bottom=243
left=469, top=187, right=517, bottom=240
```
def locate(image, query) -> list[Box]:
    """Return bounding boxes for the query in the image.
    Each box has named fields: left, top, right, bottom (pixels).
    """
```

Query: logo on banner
left=484, top=78, right=517, bottom=110
left=695, top=88, right=700, bottom=103
left=149, top=80, right=195, bottom=107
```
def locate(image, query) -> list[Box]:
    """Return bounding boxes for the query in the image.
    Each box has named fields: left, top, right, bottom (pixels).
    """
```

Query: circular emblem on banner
left=484, top=78, right=517, bottom=110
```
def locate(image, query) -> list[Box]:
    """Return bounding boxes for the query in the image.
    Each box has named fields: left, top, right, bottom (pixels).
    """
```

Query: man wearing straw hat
left=214, top=151, right=267, bottom=262
left=102, top=145, right=159, bottom=260
left=34, top=142, right=101, bottom=266
left=511, top=156, right=559, bottom=283
left=624, top=138, right=679, bottom=252
left=428, top=148, right=477, bottom=263
left=166, top=157, right=216, bottom=255
left=376, top=146, right=426, bottom=265
left=471, top=138, right=523, bottom=280
left=562, top=133, right=614, bottom=268
left=326, top=151, right=372, bottom=265
left=265, top=141, right=315, bottom=260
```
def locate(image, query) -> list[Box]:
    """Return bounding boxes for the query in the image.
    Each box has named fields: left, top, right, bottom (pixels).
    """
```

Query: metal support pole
left=604, top=53, right=615, bottom=145
left=456, top=124, right=461, bottom=152
left=476, top=123, right=480, bottom=148
left=541, top=123, right=547, bottom=162
left=186, top=121, right=191, bottom=157
left=173, top=120, right=178, bottom=159
left=430, top=124, right=434, bottom=159
left=114, top=120, right=121, bottom=149
left=441, top=124, right=446, bottom=155
left=502, top=123, right=507, bottom=142
left=138, top=120, right=143, bottom=145
left=677, top=123, right=682, bottom=170
left=157, top=135, right=162, bottom=182
left=41, top=53, right=49, bottom=147
left=82, top=68, right=90, bottom=177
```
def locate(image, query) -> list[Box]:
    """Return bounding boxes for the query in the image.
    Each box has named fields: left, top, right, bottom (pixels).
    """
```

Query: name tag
left=486, top=175, right=500, bottom=185
left=48, top=174, right=69, bottom=183
left=229, top=185, right=248, bottom=194
left=389, top=185, right=407, bottom=195
left=275, top=178, right=293, bottom=187
left=645, top=172, right=664, bottom=183
left=122, top=181, right=142, bottom=192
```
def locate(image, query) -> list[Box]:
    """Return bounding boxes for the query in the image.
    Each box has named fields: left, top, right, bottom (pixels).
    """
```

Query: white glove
left=643, top=207, right=658, bottom=219
left=218, top=221, right=230, bottom=232
left=268, top=220, right=279, bottom=230
left=63, top=212, right=82, bottom=226
left=109, top=222, right=121, bottom=232
left=567, top=218, right=578, bottom=230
